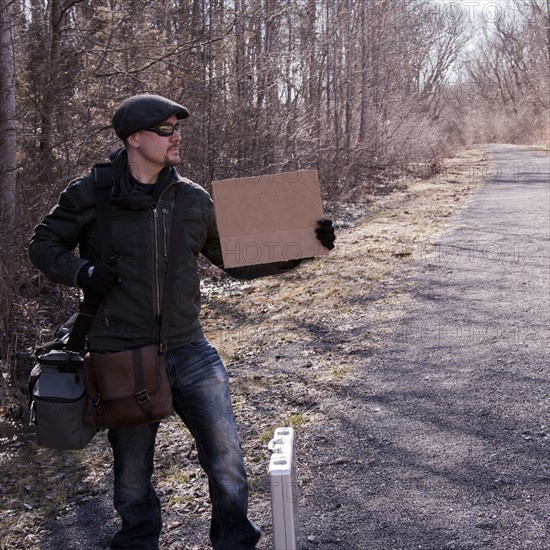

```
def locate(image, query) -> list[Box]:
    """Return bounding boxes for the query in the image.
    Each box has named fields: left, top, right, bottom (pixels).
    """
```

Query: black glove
left=77, top=260, right=122, bottom=295
left=315, top=218, right=336, bottom=250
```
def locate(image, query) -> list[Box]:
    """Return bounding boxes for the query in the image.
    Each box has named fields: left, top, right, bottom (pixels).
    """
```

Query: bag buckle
left=29, top=401, right=36, bottom=426
left=134, top=389, right=150, bottom=404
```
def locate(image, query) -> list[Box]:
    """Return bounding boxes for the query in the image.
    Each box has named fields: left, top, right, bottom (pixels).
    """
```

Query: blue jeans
left=108, top=338, right=261, bottom=549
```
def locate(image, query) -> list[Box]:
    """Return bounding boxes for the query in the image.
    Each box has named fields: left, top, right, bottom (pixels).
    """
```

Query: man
left=29, top=94, right=335, bottom=549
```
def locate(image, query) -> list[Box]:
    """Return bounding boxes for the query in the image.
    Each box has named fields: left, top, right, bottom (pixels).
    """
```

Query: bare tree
left=460, top=0, right=550, bottom=143
left=0, top=0, right=16, bottom=226
left=0, top=0, right=17, bottom=339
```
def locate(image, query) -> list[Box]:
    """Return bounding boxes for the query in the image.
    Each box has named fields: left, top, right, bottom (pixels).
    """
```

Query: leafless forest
left=0, top=0, right=549, bottom=411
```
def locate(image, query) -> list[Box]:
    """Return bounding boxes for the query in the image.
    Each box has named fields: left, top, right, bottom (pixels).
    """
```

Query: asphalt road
left=299, top=145, right=550, bottom=549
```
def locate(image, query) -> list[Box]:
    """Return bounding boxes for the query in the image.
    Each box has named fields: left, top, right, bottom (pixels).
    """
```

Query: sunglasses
left=144, top=122, right=181, bottom=137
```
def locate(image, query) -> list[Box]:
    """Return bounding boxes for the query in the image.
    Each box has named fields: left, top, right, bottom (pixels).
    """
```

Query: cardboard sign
left=211, top=169, right=328, bottom=268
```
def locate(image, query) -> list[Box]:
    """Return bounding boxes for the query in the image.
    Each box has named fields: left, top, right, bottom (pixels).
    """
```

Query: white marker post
left=268, top=427, right=300, bottom=549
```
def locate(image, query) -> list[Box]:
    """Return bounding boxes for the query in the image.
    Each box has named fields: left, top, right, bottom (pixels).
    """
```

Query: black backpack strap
left=92, top=163, right=115, bottom=262
left=66, top=163, right=114, bottom=353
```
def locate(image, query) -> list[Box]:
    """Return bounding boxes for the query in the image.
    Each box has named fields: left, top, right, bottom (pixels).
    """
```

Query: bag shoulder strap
left=92, top=162, right=114, bottom=262
left=66, top=163, right=114, bottom=353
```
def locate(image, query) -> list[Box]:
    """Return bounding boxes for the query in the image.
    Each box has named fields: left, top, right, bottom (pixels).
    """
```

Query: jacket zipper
left=155, top=182, right=176, bottom=350
left=161, top=207, right=169, bottom=257
left=152, top=207, right=161, bottom=346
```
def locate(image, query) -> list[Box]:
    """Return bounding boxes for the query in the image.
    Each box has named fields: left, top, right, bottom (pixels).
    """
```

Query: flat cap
left=112, top=94, right=190, bottom=140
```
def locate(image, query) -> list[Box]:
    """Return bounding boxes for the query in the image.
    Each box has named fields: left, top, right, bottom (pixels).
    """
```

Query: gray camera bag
left=30, top=347, right=97, bottom=449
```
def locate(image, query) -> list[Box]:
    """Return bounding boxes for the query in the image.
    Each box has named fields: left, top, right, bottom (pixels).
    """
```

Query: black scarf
left=108, top=148, right=177, bottom=210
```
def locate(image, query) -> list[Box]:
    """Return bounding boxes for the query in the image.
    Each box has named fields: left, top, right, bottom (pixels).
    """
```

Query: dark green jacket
left=29, top=166, right=294, bottom=352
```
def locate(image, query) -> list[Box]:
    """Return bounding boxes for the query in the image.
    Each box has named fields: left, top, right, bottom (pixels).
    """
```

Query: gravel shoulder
left=1, top=146, right=548, bottom=550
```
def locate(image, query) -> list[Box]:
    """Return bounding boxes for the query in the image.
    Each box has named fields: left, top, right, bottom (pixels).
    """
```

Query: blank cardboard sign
left=211, top=169, right=328, bottom=268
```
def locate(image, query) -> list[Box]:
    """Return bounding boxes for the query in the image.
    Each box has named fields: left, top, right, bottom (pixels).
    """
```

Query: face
left=129, top=115, right=183, bottom=169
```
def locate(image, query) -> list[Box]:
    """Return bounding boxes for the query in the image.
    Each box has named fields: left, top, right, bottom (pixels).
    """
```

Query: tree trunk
left=359, top=0, right=369, bottom=143
left=0, top=0, right=17, bottom=349
left=0, top=0, right=17, bottom=259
